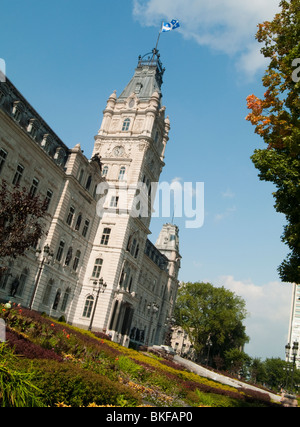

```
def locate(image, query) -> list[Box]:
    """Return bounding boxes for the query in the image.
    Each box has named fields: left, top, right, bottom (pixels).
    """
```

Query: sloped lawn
left=0, top=303, right=279, bottom=407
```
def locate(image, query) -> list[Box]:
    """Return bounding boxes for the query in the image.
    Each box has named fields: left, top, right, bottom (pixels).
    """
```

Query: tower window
left=85, top=175, right=92, bottom=191
left=75, top=214, right=82, bottom=231
left=78, top=169, right=84, bottom=184
left=65, top=247, right=73, bottom=266
left=92, top=258, right=103, bottom=278
left=122, top=118, right=130, bottom=131
left=82, top=219, right=90, bottom=238
left=66, top=205, right=75, bottom=226
left=102, top=166, right=108, bottom=177
left=73, top=250, right=81, bottom=271
left=83, top=295, right=94, bottom=318
left=110, top=196, right=119, bottom=208
left=118, top=166, right=126, bottom=181
left=56, top=241, right=65, bottom=262
left=101, top=228, right=111, bottom=245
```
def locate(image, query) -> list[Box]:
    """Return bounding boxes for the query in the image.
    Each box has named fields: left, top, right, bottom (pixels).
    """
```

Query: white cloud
left=221, top=188, right=235, bottom=199
left=214, top=205, right=236, bottom=222
left=133, top=0, right=280, bottom=78
left=216, top=275, right=293, bottom=358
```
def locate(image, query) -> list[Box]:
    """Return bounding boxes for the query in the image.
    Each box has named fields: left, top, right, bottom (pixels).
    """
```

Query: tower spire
left=117, top=49, right=165, bottom=102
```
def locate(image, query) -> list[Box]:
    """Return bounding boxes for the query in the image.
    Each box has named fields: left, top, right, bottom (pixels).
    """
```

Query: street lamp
left=88, top=278, right=107, bottom=331
left=146, top=302, right=159, bottom=346
left=284, top=341, right=299, bottom=394
left=29, top=244, right=54, bottom=310
left=206, top=335, right=213, bottom=366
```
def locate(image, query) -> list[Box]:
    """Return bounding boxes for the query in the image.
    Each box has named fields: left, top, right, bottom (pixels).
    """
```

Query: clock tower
left=73, top=50, right=176, bottom=346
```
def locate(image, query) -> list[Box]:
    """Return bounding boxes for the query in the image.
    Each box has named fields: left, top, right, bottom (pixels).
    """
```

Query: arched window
left=130, top=239, right=137, bottom=257
left=0, top=261, right=13, bottom=290
left=92, top=258, right=103, bottom=278
left=101, top=228, right=111, bottom=246
left=61, top=287, right=71, bottom=312
left=83, top=295, right=94, bottom=318
left=118, top=166, right=126, bottom=181
left=78, top=169, right=84, bottom=184
left=75, top=214, right=82, bottom=231
left=56, top=240, right=65, bottom=262
left=85, top=175, right=92, bottom=191
left=17, top=268, right=29, bottom=296
left=52, top=288, right=61, bottom=310
left=122, top=118, right=130, bottom=131
left=42, top=279, right=53, bottom=305
left=135, top=244, right=140, bottom=259
left=65, top=247, right=73, bottom=266
left=73, top=250, right=81, bottom=271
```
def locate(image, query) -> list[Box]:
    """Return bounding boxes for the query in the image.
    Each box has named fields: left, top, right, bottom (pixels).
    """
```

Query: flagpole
left=154, top=21, right=163, bottom=52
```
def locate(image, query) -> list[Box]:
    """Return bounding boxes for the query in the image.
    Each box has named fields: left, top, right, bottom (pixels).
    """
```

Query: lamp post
left=146, top=302, right=159, bottom=346
left=164, top=316, right=175, bottom=347
left=206, top=334, right=212, bottom=366
left=29, top=244, right=53, bottom=310
left=88, top=277, right=107, bottom=331
left=285, top=341, right=299, bottom=394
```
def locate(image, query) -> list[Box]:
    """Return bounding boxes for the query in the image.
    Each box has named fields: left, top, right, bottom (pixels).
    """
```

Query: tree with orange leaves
left=246, top=0, right=300, bottom=283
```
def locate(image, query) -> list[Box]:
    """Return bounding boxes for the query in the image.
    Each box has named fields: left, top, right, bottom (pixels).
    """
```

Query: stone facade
left=0, top=50, right=181, bottom=348
left=287, top=283, right=300, bottom=369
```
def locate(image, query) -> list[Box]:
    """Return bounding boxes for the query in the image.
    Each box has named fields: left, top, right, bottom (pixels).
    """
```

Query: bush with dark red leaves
left=6, top=328, right=63, bottom=361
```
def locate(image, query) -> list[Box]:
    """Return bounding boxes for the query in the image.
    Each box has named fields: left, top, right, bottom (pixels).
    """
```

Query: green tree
left=224, top=348, right=251, bottom=378
left=174, top=282, right=249, bottom=365
left=264, top=358, right=289, bottom=391
left=246, top=0, right=300, bottom=283
left=249, top=357, right=267, bottom=385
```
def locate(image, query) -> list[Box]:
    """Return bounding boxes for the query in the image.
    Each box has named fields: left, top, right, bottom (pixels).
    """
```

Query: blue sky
left=1, top=0, right=293, bottom=359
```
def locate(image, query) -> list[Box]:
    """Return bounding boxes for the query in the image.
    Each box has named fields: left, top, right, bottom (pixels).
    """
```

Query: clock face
left=113, top=146, right=125, bottom=157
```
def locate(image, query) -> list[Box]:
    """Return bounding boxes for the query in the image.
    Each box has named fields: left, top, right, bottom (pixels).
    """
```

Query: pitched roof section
left=118, top=49, right=165, bottom=102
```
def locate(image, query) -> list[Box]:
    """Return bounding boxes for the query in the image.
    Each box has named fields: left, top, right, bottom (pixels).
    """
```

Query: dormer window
left=12, top=101, right=24, bottom=123
left=135, top=83, right=143, bottom=94
left=27, top=118, right=39, bottom=140
left=122, top=118, right=130, bottom=132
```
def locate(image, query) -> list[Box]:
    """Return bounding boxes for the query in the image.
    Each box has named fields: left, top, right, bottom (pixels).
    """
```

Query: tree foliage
left=174, top=282, right=249, bottom=364
left=0, top=180, right=48, bottom=260
left=246, top=0, right=300, bottom=282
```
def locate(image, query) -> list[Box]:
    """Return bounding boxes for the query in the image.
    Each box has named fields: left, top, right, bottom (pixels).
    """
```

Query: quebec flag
left=162, top=19, right=180, bottom=32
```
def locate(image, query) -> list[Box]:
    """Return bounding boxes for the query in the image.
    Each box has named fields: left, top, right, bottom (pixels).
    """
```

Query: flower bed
left=0, top=303, right=279, bottom=407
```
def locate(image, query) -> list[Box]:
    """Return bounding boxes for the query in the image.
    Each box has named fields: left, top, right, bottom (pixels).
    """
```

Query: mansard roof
left=118, top=49, right=165, bottom=102
left=0, top=78, right=69, bottom=169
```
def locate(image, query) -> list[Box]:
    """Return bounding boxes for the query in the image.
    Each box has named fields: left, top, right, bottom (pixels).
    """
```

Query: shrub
left=117, top=356, right=144, bottom=380
left=18, top=359, right=141, bottom=407
left=0, top=343, right=44, bottom=407
left=6, top=328, right=63, bottom=361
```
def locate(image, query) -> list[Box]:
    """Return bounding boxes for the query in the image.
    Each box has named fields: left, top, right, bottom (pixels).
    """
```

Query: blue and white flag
left=162, top=19, right=180, bottom=32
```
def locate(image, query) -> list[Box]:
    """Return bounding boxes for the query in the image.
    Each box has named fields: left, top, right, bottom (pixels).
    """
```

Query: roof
left=118, top=49, right=165, bottom=102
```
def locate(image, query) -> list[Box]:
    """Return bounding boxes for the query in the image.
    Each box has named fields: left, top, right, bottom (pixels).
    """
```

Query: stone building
left=0, top=49, right=181, bottom=348
left=287, top=283, right=300, bottom=369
